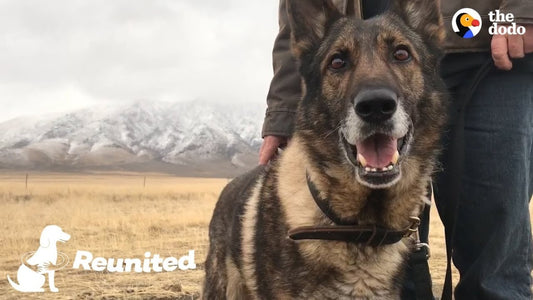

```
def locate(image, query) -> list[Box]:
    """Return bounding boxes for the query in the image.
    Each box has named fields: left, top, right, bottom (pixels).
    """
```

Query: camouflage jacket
left=262, top=0, right=533, bottom=138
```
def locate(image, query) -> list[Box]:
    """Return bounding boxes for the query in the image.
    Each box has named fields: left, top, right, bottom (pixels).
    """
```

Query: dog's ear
left=389, top=0, right=445, bottom=46
left=40, top=226, right=51, bottom=248
left=287, top=0, right=342, bottom=59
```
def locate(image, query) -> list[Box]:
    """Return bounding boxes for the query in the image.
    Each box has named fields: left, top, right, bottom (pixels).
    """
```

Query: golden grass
left=0, top=172, right=529, bottom=299
left=0, top=172, right=227, bottom=300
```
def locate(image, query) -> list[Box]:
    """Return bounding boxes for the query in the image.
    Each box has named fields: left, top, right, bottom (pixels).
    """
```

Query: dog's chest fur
left=301, top=243, right=407, bottom=299
left=237, top=155, right=411, bottom=299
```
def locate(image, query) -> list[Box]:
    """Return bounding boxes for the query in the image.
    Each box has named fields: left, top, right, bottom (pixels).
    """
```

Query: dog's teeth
left=391, top=150, right=400, bottom=165
left=357, top=154, right=367, bottom=167
left=370, top=168, right=377, bottom=172
left=365, top=167, right=371, bottom=172
left=387, top=165, right=394, bottom=171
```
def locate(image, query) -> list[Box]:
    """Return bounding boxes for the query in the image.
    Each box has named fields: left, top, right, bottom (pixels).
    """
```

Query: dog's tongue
left=355, top=134, right=397, bottom=168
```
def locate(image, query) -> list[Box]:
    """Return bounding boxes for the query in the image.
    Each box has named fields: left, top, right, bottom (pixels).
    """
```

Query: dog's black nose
left=354, top=89, right=398, bottom=123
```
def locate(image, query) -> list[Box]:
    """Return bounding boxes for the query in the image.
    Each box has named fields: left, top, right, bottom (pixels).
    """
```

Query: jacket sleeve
left=499, top=0, right=533, bottom=24
left=261, top=0, right=302, bottom=138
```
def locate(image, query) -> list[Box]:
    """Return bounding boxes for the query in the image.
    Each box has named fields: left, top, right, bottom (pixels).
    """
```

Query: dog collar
left=287, top=172, right=420, bottom=246
left=306, top=172, right=357, bottom=225
left=288, top=220, right=420, bottom=246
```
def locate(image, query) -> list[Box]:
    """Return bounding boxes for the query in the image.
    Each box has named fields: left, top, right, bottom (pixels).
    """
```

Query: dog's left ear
left=390, top=0, right=445, bottom=46
left=40, top=227, right=51, bottom=248
left=287, top=0, right=342, bottom=59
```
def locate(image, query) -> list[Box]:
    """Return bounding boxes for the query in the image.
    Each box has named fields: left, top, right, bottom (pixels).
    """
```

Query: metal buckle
left=408, top=216, right=421, bottom=231
left=404, top=216, right=421, bottom=237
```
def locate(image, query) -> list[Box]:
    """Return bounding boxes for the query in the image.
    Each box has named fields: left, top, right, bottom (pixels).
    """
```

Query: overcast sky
left=0, top=0, right=279, bottom=122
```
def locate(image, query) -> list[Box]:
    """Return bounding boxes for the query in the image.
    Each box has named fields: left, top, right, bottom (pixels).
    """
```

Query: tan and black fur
left=203, top=0, right=447, bottom=298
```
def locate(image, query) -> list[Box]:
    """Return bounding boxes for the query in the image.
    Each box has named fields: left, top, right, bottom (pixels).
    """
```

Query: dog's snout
left=61, top=232, right=71, bottom=241
left=354, top=89, right=398, bottom=123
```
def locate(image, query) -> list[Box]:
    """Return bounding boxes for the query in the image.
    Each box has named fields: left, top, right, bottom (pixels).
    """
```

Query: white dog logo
left=7, top=225, right=70, bottom=292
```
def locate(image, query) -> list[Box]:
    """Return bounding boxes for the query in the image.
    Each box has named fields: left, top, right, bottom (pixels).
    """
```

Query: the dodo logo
left=452, top=8, right=482, bottom=39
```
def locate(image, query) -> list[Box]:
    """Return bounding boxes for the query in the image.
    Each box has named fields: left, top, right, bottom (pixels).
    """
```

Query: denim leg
left=452, top=69, right=533, bottom=300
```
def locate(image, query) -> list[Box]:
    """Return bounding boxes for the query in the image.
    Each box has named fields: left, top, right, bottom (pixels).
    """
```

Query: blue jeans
left=436, top=53, right=533, bottom=300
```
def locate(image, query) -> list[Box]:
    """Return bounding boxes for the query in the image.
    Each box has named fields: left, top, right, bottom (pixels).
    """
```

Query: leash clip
left=416, top=242, right=431, bottom=259
left=407, top=216, right=431, bottom=259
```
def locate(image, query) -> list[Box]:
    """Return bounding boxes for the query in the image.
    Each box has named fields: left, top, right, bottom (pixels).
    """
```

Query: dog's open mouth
left=342, top=128, right=412, bottom=188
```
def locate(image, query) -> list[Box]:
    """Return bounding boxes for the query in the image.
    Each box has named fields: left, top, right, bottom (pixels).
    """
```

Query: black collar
left=287, top=172, right=419, bottom=246
left=306, top=172, right=357, bottom=225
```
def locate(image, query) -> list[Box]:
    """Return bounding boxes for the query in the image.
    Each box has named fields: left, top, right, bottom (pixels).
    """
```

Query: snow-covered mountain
left=0, top=100, right=265, bottom=176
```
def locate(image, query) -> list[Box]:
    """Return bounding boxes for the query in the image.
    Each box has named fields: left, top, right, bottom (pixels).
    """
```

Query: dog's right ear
left=287, top=0, right=341, bottom=59
left=389, top=0, right=445, bottom=46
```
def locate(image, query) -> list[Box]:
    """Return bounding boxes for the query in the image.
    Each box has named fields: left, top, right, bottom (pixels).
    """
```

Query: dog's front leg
left=48, top=270, right=59, bottom=292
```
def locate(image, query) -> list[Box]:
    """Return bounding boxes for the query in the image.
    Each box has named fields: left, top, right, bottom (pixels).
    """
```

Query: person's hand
left=491, top=24, right=533, bottom=70
left=259, top=135, right=289, bottom=165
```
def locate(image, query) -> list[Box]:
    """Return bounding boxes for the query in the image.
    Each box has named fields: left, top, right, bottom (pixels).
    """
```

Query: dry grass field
left=0, top=171, right=529, bottom=299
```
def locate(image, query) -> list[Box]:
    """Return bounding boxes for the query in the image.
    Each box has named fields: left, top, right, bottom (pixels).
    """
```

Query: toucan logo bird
left=452, top=8, right=482, bottom=39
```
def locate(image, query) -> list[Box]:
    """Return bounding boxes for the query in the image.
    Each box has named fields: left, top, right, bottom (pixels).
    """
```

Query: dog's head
left=40, top=225, right=70, bottom=248
left=289, top=0, right=446, bottom=189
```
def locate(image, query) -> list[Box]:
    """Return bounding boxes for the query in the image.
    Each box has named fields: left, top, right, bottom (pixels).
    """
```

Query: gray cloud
left=0, top=0, right=278, bottom=121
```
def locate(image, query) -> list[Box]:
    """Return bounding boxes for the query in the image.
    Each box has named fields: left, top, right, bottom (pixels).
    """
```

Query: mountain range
left=0, top=100, right=265, bottom=177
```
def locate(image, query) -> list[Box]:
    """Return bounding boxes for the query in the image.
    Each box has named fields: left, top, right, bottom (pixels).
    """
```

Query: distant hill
left=0, top=100, right=265, bottom=177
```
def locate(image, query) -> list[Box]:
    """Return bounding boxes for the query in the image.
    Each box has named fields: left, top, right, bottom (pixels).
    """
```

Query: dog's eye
left=393, top=47, right=411, bottom=62
left=329, top=55, right=346, bottom=70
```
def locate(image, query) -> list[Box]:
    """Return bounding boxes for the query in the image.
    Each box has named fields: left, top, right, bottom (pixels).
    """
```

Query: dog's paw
left=38, top=262, right=50, bottom=273
left=50, top=287, right=59, bottom=292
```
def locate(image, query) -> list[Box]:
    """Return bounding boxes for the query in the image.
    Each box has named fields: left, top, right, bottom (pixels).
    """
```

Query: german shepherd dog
left=204, top=0, right=446, bottom=298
